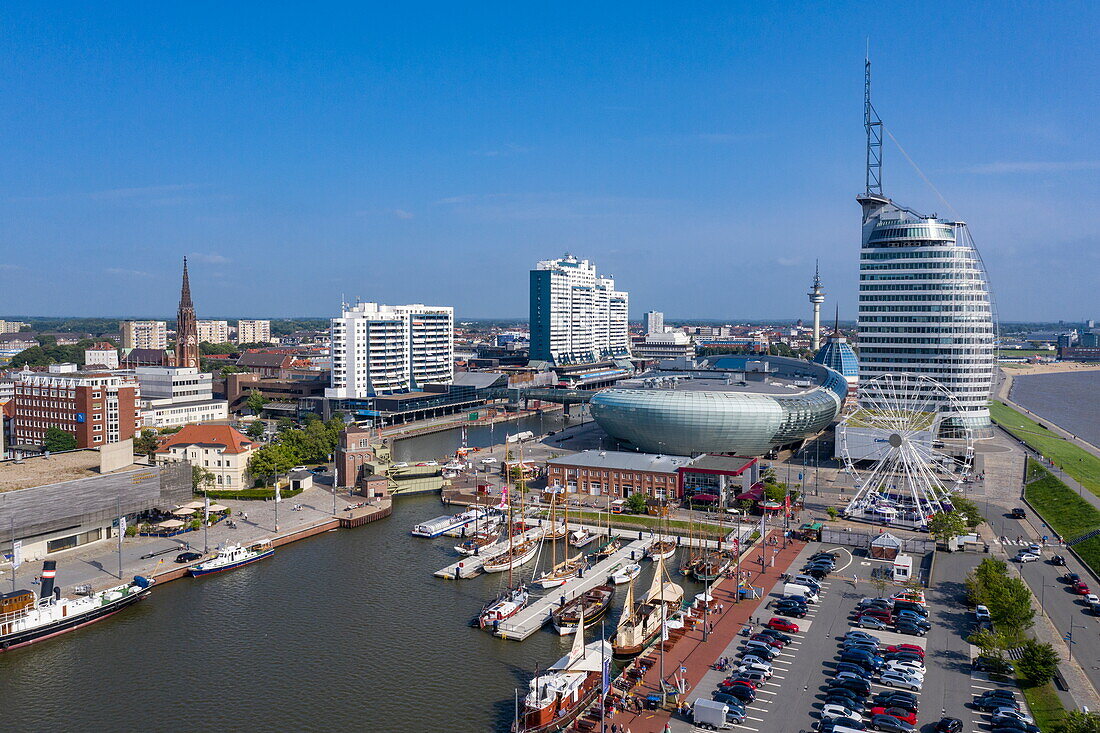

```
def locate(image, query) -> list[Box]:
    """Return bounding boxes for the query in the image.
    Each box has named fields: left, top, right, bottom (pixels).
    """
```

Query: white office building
left=643, top=311, right=665, bottom=335
left=633, top=331, right=695, bottom=361
left=529, top=254, right=630, bottom=364
left=237, top=319, right=272, bottom=344
left=121, top=320, right=168, bottom=350
left=133, top=366, right=228, bottom=428
left=326, top=302, right=454, bottom=399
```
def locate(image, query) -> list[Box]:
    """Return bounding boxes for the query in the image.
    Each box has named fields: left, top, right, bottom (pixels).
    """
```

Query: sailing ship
left=551, top=583, right=615, bottom=634
left=188, top=542, right=274, bottom=577
left=535, top=496, right=585, bottom=589
left=454, top=527, right=502, bottom=556
left=515, top=608, right=611, bottom=732
left=691, top=550, right=730, bottom=582
left=646, top=503, right=676, bottom=560
left=611, top=554, right=684, bottom=658
left=568, top=527, right=596, bottom=547
left=0, top=561, right=154, bottom=652
left=590, top=504, right=621, bottom=559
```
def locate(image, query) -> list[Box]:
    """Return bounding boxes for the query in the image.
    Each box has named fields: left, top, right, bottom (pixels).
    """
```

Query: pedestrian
left=32, top=575, right=39, bottom=585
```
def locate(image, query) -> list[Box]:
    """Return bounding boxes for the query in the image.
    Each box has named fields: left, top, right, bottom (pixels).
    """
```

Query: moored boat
left=535, top=552, right=587, bottom=589
left=591, top=535, right=622, bottom=560
left=411, top=507, right=488, bottom=538
left=482, top=539, right=539, bottom=573
left=568, top=528, right=596, bottom=547
left=691, top=551, right=729, bottom=582
left=454, top=527, right=502, bottom=556
left=551, top=584, right=615, bottom=635
left=611, top=555, right=684, bottom=657
left=514, top=615, right=611, bottom=732
left=188, top=542, right=274, bottom=576
left=478, top=585, right=530, bottom=629
left=0, top=561, right=154, bottom=652
left=609, top=562, right=641, bottom=585
left=646, top=539, right=676, bottom=561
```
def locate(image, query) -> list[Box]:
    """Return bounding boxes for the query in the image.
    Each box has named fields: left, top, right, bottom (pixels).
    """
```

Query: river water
left=391, top=408, right=588, bottom=463
left=0, top=490, right=704, bottom=732
left=1009, top=370, right=1100, bottom=447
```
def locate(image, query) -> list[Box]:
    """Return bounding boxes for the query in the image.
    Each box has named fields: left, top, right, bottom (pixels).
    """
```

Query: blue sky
left=1, top=2, right=1096, bottom=321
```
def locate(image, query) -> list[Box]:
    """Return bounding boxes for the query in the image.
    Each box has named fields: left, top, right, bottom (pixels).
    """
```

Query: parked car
left=886, top=644, right=925, bottom=658
left=873, top=692, right=917, bottom=710
left=775, top=605, right=807, bottom=619
left=843, top=630, right=881, bottom=643
left=870, top=707, right=918, bottom=726
left=934, top=718, right=963, bottom=733
left=894, top=621, right=927, bottom=637
left=765, top=617, right=799, bottom=633
left=992, top=709, right=1034, bottom=726
left=1063, top=572, right=1081, bottom=584
left=1015, top=552, right=1040, bottom=563
left=1050, top=554, right=1067, bottom=566
left=710, top=692, right=748, bottom=709
left=857, top=616, right=890, bottom=630
left=820, top=718, right=868, bottom=733
left=830, top=677, right=872, bottom=696
left=879, top=671, right=922, bottom=691
left=1074, top=581, right=1092, bottom=595
left=989, top=720, right=1039, bottom=733
left=835, top=662, right=874, bottom=679
left=868, top=714, right=915, bottom=732
left=1010, top=507, right=1026, bottom=518
left=975, top=604, right=992, bottom=621
left=821, top=704, right=862, bottom=722
left=758, top=628, right=793, bottom=644
left=175, top=551, right=202, bottom=563
left=749, top=633, right=784, bottom=648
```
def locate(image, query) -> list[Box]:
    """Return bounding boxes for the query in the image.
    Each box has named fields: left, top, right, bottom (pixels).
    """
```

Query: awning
left=182, top=501, right=205, bottom=510
left=206, top=503, right=230, bottom=512
left=172, top=508, right=197, bottom=516
left=157, top=519, right=185, bottom=528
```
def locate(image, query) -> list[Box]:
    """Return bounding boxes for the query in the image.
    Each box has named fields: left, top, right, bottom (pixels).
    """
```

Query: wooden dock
left=494, top=537, right=652, bottom=641
left=433, top=526, right=546, bottom=579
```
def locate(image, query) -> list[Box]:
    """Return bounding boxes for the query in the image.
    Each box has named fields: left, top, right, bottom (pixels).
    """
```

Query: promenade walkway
left=603, top=531, right=804, bottom=733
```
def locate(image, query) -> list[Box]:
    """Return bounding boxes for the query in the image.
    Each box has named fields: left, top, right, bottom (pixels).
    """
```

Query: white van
left=783, top=583, right=819, bottom=602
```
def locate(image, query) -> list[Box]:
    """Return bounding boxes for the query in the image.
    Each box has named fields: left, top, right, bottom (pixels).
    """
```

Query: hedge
left=201, top=488, right=305, bottom=501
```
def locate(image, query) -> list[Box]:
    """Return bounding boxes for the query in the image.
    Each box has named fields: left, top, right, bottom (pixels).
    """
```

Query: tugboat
left=188, top=542, right=274, bottom=577
left=551, top=584, right=615, bottom=635
left=0, top=561, right=154, bottom=651
left=516, top=608, right=611, bottom=732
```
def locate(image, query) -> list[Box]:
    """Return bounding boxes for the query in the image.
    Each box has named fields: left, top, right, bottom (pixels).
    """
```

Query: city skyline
left=0, top=4, right=1096, bottom=321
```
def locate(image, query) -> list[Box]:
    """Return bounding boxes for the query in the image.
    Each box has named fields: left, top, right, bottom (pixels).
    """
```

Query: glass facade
left=589, top=357, right=846, bottom=456
left=857, top=194, right=995, bottom=437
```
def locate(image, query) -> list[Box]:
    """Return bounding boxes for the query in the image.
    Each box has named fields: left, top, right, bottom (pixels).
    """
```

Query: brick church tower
left=175, top=258, right=200, bottom=368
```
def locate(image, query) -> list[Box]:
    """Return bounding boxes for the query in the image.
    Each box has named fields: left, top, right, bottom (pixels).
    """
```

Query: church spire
left=180, top=257, right=193, bottom=309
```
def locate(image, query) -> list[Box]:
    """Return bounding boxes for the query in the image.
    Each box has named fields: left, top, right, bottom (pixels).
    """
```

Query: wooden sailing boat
left=542, top=491, right=567, bottom=540
left=591, top=501, right=621, bottom=560
left=646, top=504, right=676, bottom=561
left=479, top=484, right=532, bottom=628
left=536, top=493, right=586, bottom=588
left=611, top=553, right=684, bottom=657
left=482, top=475, right=538, bottom=574
left=551, top=582, right=615, bottom=635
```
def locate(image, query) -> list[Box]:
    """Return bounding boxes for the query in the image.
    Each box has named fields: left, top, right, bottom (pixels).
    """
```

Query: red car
left=1074, top=581, right=1091, bottom=595
left=886, top=644, right=925, bottom=658
left=871, top=706, right=919, bottom=726
left=766, top=617, right=799, bottom=633
left=726, top=678, right=758, bottom=690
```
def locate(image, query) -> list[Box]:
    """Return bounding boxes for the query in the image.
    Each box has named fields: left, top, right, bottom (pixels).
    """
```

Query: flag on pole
left=204, top=494, right=210, bottom=523
left=12, top=539, right=22, bottom=569
left=275, top=484, right=282, bottom=503
left=118, top=515, right=127, bottom=536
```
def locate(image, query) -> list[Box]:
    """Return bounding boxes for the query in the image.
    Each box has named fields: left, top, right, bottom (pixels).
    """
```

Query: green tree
left=245, top=420, right=266, bottom=440
left=1054, top=710, right=1100, bottom=733
left=133, top=428, right=160, bottom=458
left=626, top=492, right=649, bottom=514
left=967, top=628, right=1008, bottom=659
left=825, top=506, right=839, bottom=520
left=192, top=465, right=216, bottom=492
left=1017, top=638, right=1061, bottom=685
left=248, top=444, right=297, bottom=485
left=43, top=425, right=77, bottom=452
left=870, top=572, right=891, bottom=599
left=951, top=494, right=985, bottom=529
left=763, top=483, right=788, bottom=504
left=277, top=416, right=295, bottom=433
left=246, top=389, right=268, bottom=416
left=929, top=511, right=967, bottom=545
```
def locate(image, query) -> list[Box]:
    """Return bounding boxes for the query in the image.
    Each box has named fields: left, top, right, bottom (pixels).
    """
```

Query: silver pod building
left=589, top=356, right=847, bottom=456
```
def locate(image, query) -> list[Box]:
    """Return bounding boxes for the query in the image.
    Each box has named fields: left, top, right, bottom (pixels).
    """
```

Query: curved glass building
left=857, top=194, right=996, bottom=437
left=589, top=355, right=846, bottom=456
left=813, top=327, right=859, bottom=397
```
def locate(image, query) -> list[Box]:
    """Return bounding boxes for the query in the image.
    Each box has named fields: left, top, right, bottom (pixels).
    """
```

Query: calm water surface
left=0, top=492, right=694, bottom=732
left=1010, top=370, right=1100, bottom=447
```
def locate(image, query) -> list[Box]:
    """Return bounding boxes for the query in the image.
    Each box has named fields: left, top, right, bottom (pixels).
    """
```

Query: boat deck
left=494, top=537, right=652, bottom=641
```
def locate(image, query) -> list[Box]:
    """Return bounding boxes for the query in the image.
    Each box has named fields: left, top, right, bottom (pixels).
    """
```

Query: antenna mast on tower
left=864, top=56, right=883, bottom=196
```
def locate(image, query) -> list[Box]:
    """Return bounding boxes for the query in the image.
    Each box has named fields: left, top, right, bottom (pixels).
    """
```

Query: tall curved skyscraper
left=856, top=62, right=995, bottom=437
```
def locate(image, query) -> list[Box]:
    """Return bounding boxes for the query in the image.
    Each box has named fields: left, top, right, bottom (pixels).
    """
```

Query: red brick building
left=11, top=365, right=140, bottom=449
left=544, top=450, right=693, bottom=500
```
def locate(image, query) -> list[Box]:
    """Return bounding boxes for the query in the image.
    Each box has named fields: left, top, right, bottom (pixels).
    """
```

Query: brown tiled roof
left=155, top=424, right=254, bottom=455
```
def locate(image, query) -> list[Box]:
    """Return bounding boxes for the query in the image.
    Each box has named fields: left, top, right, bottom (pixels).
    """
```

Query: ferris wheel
left=839, top=373, right=973, bottom=526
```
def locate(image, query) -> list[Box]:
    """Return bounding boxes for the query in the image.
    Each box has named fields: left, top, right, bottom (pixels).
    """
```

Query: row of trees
left=928, top=493, right=985, bottom=545
left=246, top=414, right=345, bottom=486
left=966, top=558, right=1061, bottom=686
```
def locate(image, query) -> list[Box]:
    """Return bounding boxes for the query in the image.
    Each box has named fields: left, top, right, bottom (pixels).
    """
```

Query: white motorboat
left=609, top=562, right=641, bottom=585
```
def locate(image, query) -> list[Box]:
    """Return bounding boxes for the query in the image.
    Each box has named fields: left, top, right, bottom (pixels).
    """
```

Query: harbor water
left=391, top=408, right=588, bottom=463
left=0, top=491, right=706, bottom=732
left=1009, top=370, right=1100, bottom=448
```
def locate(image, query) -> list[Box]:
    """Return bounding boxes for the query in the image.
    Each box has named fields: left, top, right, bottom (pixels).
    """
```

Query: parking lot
left=684, top=542, right=1035, bottom=732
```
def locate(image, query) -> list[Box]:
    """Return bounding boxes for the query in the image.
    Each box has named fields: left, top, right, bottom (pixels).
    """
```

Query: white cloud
left=962, top=160, right=1100, bottom=174
left=105, top=267, right=153, bottom=278
left=776, top=257, right=802, bottom=267
left=188, top=252, right=230, bottom=264
left=393, top=209, right=414, bottom=220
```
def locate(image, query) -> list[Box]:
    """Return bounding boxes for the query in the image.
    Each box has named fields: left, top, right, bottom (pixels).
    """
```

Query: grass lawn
left=1019, top=678, right=1067, bottom=731
left=1024, top=463, right=1100, bottom=574
left=998, top=349, right=1056, bottom=358
left=536, top=509, right=735, bottom=540
left=991, top=400, right=1100, bottom=497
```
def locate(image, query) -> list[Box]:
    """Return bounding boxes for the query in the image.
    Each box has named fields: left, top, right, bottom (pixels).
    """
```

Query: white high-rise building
left=643, top=311, right=664, bottom=335
left=237, top=319, right=272, bottom=344
left=325, top=302, right=454, bottom=399
left=529, top=254, right=630, bottom=364
left=197, top=320, right=229, bottom=344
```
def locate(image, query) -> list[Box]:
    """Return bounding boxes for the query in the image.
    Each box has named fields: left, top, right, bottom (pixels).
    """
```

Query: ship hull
left=0, top=587, right=151, bottom=652
left=514, top=674, right=602, bottom=733
left=552, top=586, right=615, bottom=635
left=189, top=548, right=275, bottom=576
